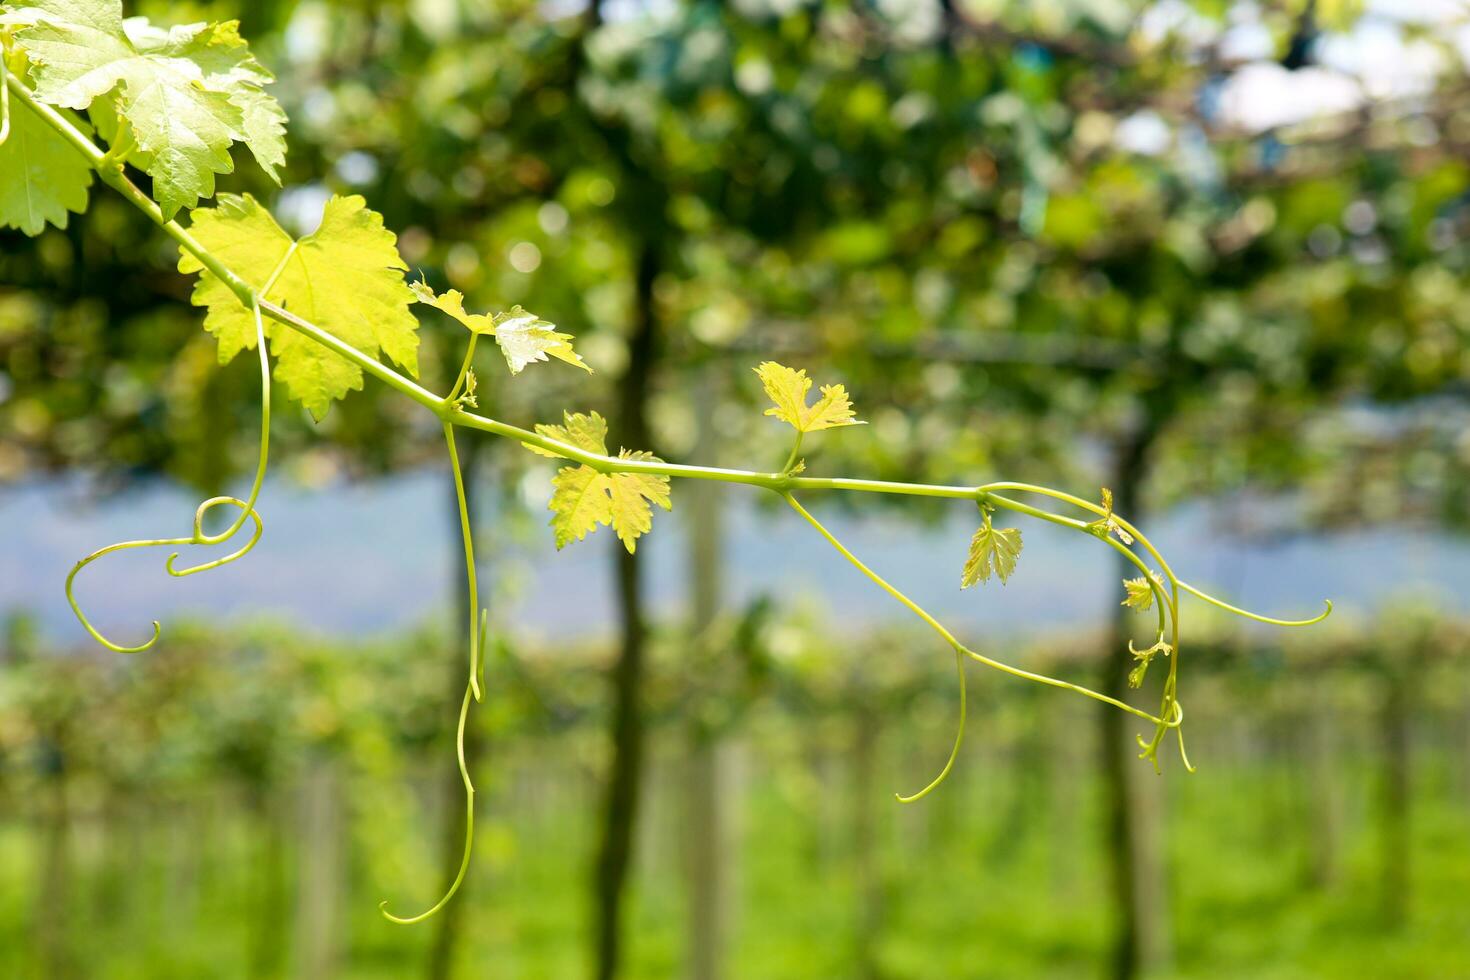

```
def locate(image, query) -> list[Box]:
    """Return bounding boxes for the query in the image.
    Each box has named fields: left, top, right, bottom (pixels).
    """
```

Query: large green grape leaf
left=529, top=411, right=672, bottom=552
left=0, top=86, right=94, bottom=234
left=179, top=193, right=420, bottom=420
left=13, top=2, right=286, bottom=215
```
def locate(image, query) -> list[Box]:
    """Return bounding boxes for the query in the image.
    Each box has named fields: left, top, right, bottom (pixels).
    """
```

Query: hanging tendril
left=64, top=301, right=271, bottom=651
left=896, top=647, right=967, bottom=803
left=379, top=418, right=489, bottom=923
left=380, top=683, right=476, bottom=924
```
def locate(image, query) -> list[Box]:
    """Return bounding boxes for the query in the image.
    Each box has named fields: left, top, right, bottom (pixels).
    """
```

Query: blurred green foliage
left=0, top=610, right=1467, bottom=978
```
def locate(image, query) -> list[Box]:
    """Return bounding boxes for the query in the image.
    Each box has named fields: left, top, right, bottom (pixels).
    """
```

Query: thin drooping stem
left=171, top=299, right=275, bottom=566
left=379, top=422, right=486, bottom=925
left=443, top=421, right=484, bottom=703
left=447, top=334, right=479, bottom=404
left=899, top=647, right=968, bottom=804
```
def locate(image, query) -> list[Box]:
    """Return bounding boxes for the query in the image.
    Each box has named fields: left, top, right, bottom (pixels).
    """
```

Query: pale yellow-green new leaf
left=493, top=307, right=589, bottom=375
left=530, top=412, right=671, bottom=552
left=754, top=361, right=863, bottom=433
left=526, top=410, right=609, bottom=459
left=409, top=280, right=494, bottom=333
left=962, top=519, right=1023, bottom=587
left=1122, top=577, right=1155, bottom=611
left=1087, top=487, right=1135, bottom=545
left=607, top=450, right=673, bottom=553
left=179, top=193, right=419, bottom=419
left=411, top=281, right=589, bottom=375
left=548, top=464, right=613, bottom=549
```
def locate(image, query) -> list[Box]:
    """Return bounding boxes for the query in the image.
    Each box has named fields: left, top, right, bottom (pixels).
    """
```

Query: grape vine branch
left=0, top=6, right=1332, bottom=925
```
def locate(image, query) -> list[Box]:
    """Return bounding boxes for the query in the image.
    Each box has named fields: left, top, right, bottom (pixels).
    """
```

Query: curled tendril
left=166, top=496, right=266, bottom=575
left=381, top=684, right=475, bottom=924
left=782, top=491, right=1178, bottom=803
left=64, top=496, right=263, bottom=652
left=65, top=302, right=271, bottom=653
left=1178, top=581, right=1332, bottom=627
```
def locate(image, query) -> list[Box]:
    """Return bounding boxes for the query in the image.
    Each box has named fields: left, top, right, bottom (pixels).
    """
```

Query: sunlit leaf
left=754, top=361, right=863, bottom=433
left=180, top=193, right=418, bottom=419
left=962, top=516, right=1023, bottom=587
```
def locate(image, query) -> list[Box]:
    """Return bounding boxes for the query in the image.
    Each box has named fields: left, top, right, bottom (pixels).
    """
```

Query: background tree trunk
left=1098, top=420, right=1171, bottom=980
left=851, top=699, right=882, bottom=980
left=1378, top=668, right=1412, bottom=928
left=593, top=240, right=660, bottom=980
left=293, top=754, right=343, bottom=980
left=682, top=365, right=732, bottom=980
left=36, top=760, right=72, bottom=980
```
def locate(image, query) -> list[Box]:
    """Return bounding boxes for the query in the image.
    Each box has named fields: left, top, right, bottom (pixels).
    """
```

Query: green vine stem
left=443, top=421, right=484, bottom=703
left=447, top=333, right=479, bottom=405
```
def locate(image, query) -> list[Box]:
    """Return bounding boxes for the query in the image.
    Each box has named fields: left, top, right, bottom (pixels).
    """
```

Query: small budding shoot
left=4, top=1, right=1337, bottom=928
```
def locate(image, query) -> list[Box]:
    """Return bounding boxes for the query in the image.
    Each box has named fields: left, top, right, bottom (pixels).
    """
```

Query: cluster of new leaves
left=3, top=0, right=285, bottom=220
left=1087, top=488, right=1135, bottom=546
left=528, top=412, right=671, bottom=553
left=1123, top=570, right=1172, bottom=688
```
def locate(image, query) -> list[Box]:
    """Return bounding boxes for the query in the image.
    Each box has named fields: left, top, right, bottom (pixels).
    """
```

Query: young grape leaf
left=411, top=281, right=589, bottom=376
left=1122, top=576, right=1155, bottom=611
left=1086, top=487, right=1135, bottom=545
left=410, top=281, right=493, bottom=332
left=0, top=86, right=94, bottom=234
left=15, top=4, right=286, bottom=215
left=754, top=361, right=864, bottom=433
left=962, top=515, right=1023, bottom=587
left=493, top=308, right=589, bottom=375
left=179, top=193, right=419, bottom=420
left=527, top=409, right=610, bottom=458
left=1127, top=637, right=1173, bottom=688
left=548, top=464, right=612, bottom=548
left=527, top=411, right=671, bottom=552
